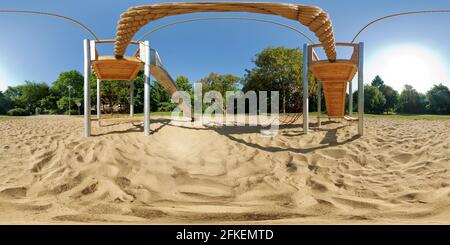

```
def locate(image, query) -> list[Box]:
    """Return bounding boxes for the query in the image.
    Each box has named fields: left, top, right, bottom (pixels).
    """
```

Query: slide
left=150, top=49, right=178, bottom=95
left=150, top=49, right=191, bottom=117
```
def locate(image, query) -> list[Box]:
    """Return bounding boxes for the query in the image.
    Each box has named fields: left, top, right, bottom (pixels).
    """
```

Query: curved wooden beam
left=114, top=2, right=336, bottom=61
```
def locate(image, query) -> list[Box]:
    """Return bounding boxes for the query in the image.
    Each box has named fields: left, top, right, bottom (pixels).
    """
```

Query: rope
left=136, top=17, right=316, bottom=44
left=0, top=10, right=98, bottom=40
left=114, top=2, right=336, bottom=61
left=351, top=10, right=450, bottom=43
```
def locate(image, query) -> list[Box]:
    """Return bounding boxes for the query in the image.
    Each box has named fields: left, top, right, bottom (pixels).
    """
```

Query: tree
left=199, top=73, right=239, bottom=97
left=52, top=70, right=84, bottom=98
left=371, top=75, right=385, bottom=89
left=150, top=79, right=172, bottom=112
left=0, top=91, right=13, bottom=114
left=52, top=70, right=84, bottom=113
left=14, top=81, right=49, bottom=114
left=241, top=46, right=313, bottom=113
left=175, top=75, right=192, bottom=92
left=370, top=75, right=398, bottom=114
left=397, top=84, right=422, bottom=114
left=382, top=85, right=399, bottom=114
left=426, top=84, right=450, bottom=114
left=364, top=85, right=386, bottom=114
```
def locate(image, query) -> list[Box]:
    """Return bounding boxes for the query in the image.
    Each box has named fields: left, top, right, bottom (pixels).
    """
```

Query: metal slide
left=150, top=49, right=178, bottom=95
left=150, top=49, right=191, bottom=117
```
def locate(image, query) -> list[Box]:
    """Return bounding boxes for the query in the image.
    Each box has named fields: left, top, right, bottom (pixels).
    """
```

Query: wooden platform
left=92, top=56, right=142, bottom=80
left=309, top=61, right=358, bottom=118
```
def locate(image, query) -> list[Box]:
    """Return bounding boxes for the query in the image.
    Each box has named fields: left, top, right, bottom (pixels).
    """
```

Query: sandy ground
left=0, top=115, right=449, bottom=224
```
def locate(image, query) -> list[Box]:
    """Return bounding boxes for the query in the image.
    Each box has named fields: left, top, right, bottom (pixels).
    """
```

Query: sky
left=1, top=0, right=450, bottom=93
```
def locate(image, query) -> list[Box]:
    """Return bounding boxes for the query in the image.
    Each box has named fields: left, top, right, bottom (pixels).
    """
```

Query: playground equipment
left=84, top=39, right=180, bottom=136
left=305, top=43, right=364, bottom=135
left=4, top=4, right=450, bottom=139
left=87, top=1, right=362, bottom=138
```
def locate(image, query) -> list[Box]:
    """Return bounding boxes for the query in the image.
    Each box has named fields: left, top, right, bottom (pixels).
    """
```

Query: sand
left=0, top=115, right=449, bottom=224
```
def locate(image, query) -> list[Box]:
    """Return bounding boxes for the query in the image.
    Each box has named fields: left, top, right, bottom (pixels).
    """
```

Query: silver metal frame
left=348, top=80, right=353, bottom=117
left=83, top=39, right=91, bottom=137
left=96, top=78, right=101, bottom=126
left=143, top=40, right=151, bottom=136
left=83, top=39, right=151, bottom=137
left=358, top=42, right=364, bottom=135
left=302, top=44, right=309, bottom=134
left=303, top=42, right=364, bottom=136
left=317, top=81, right=322, bottom=128
left=130, top=80, right=134, bottom=117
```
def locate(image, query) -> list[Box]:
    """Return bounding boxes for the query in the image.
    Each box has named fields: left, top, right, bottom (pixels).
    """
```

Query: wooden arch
left=114, top=2, right=337, bottom=61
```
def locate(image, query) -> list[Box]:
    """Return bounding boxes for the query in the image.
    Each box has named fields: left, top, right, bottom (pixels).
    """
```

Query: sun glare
left=367, top=44, right=450, bottom=93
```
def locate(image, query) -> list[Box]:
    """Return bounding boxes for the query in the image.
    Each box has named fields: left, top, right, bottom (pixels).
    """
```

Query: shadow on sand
left=92, top=118, right=360, bottom=153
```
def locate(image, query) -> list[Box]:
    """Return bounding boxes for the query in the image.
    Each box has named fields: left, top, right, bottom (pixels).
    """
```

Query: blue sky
left=1, top=0, right=450, bottom=93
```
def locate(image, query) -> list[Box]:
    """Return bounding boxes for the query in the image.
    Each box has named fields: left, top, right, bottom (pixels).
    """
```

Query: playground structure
left=0, top=2, right=371, bottom=137
left=81, top=1, right=365, bottom=137
left=305, top=42, right=364, bottom=135
left=85, top=39, right=180, bottom=136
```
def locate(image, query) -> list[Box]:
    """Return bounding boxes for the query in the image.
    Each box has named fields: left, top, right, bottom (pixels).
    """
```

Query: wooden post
left=348, top=80, right=353, bottom=117
left=317, top=81, right=321, bottom=128
left=83, top=39, right=91, bottom=137
left=303, top=44, right=309, bottom=134
left=130, top=80, right=134, bottom=117
left=143, top=41, right=151, bottom=136
left=358, top=42, right=364, bottom=135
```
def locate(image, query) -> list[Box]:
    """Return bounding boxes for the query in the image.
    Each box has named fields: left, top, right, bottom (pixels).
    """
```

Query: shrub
left=64, top=109, right=79, bottom=115
left=7, top=108, right=29, bottom=116
left=44, top=109, right=59, bottom=115
left=158, top=102, right=176, bottom=112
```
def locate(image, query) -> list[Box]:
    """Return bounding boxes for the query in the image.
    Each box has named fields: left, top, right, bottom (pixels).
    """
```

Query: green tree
left=242, top=46, right=314, bottom=113
left=370, top=75, right=399, bottom=114
left=175, top=75, right=192, bottom=92
left=38, top=94, right=59, bottom=114
left=426, top=84, right=450, bottom=114
left=4, top=86, right=25, bottom=111
left=13, top=81, right=49, bottom=114
left=371, top=75, right=385, bottom=89
left=364, top=85, right=386, bottom=114
left=52, top=70, right=84, bottom=113
left=199, top=73, right=239, bottom=97
left=52, top=70, right=84, bottom=98
left=398, top=84, right=423, bottom=114
left=0, top=91, right=13, bottom=114
left=382, top=85, right=399, bottom=114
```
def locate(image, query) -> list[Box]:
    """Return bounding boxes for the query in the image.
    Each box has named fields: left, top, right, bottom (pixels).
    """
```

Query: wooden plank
left=92, top=56, right=142, bottom=80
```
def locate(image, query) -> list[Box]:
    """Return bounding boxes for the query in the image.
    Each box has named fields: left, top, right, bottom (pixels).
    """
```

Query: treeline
left=1, top=46, right=449, bottom=116
left=357, top=75, right=450, bottom=115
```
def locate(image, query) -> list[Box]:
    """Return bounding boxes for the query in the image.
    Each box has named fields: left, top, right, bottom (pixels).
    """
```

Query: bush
left=158, top=102, right=177, bottom=112
left=7, top=108, right=29, bottom=116
left=64, top=109, right=79, bottom=115
left=44, top=109, right=59, bottom=115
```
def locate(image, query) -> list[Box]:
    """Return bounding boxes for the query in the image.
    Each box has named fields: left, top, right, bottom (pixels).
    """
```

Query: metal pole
left=349, top=81, right=353, bottom=117
left=317, top=81, right=321, bottom=128
left=130, top=80, right=134, bottom=117
left=143, top=40, right=151, bottom=136
left=96, top=79, right=101, bottom=120
left=83, top=39, right=91, bottom=137
left=68, top=86, right=71, bottom=116
left=302, top=44, right=309, bottom=134
left=358, top=42, right=364, bottom=135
